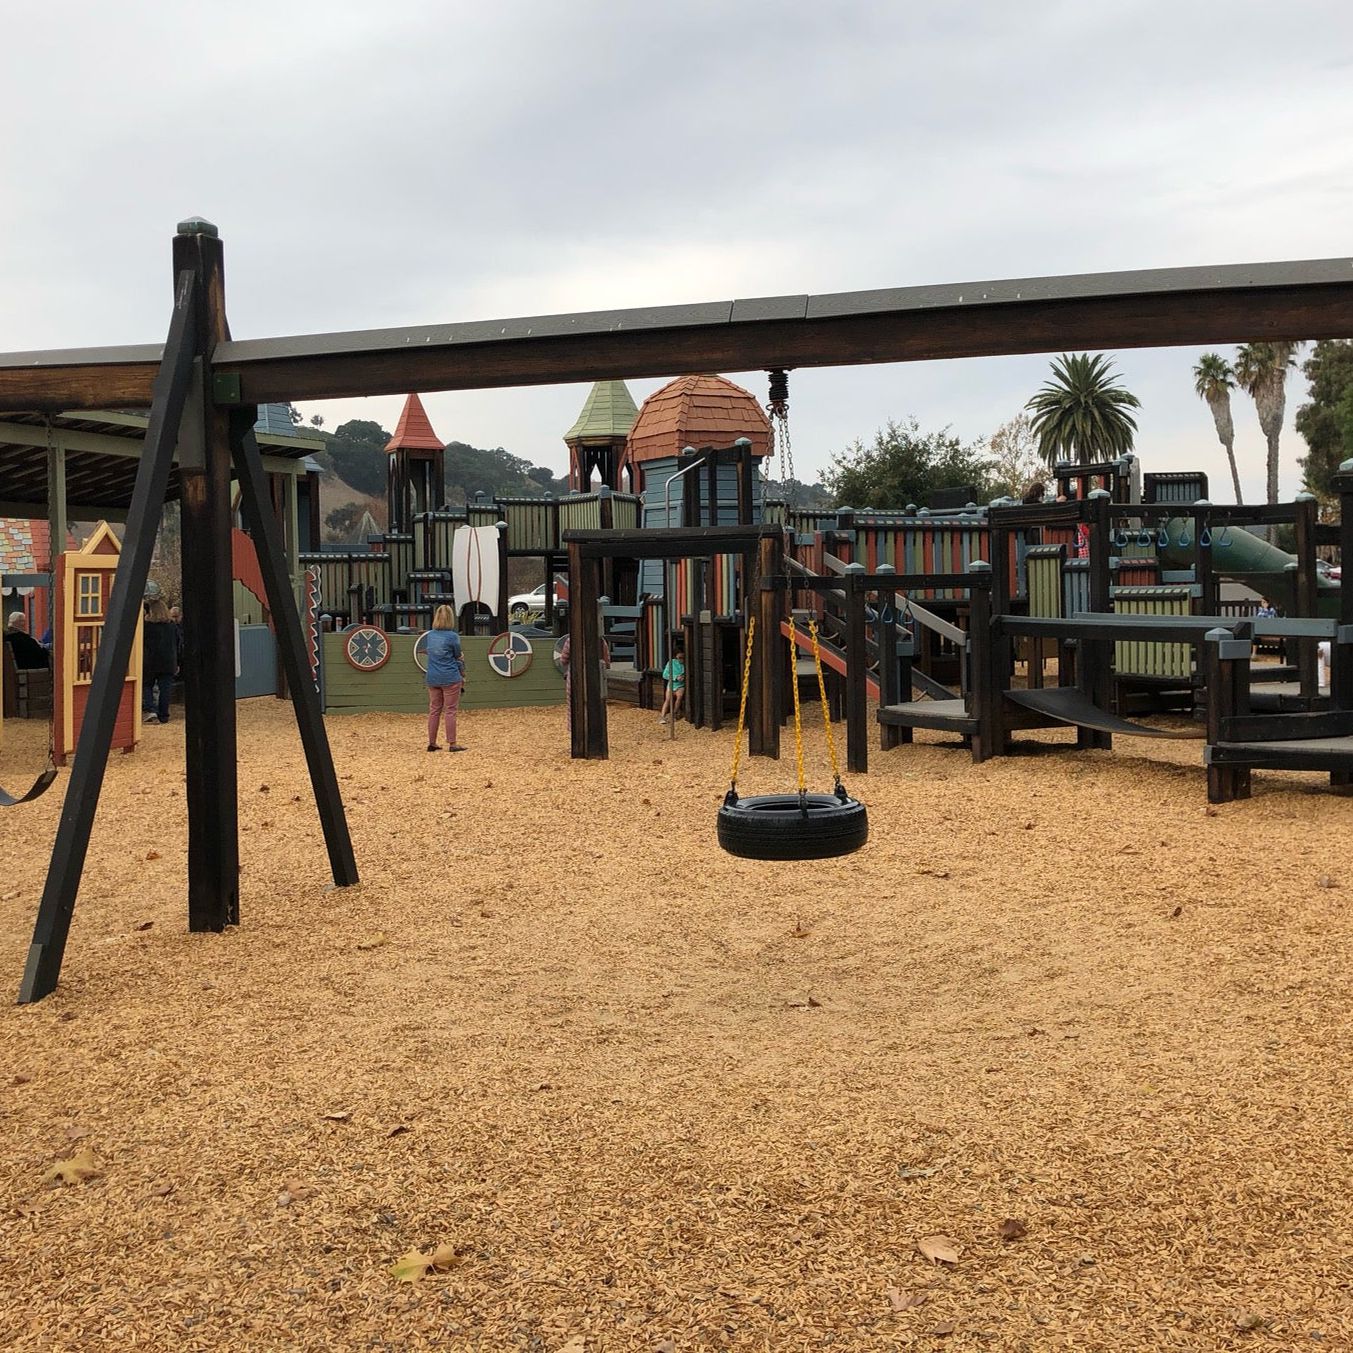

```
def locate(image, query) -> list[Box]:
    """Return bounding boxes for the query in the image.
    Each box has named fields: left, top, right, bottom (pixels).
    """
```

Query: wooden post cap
left=176, top=217, right=219, bottom=237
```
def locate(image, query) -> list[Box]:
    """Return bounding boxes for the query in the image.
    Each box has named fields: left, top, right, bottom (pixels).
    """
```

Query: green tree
left=1025, top=353, right=1140, bottom=468
left=322, top=419, right=392, bottom=499
left=985, top=413, right=1044, bottom=498
left=1294, top=340, right=1353, bottom=501
left=821, top=418, right=996, bottom=509
left=1192, top=353, right=1243, bottom=503
left=324, top=502, right=367, bottom=541
left=1234, top=341, right=1302, bottom=505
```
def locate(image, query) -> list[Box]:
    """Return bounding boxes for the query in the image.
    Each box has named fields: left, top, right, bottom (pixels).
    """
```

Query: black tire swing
left=717, top=613, right=868, bottom=860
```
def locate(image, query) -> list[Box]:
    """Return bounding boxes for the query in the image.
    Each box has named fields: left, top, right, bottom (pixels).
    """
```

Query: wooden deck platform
left=1207, top=734, right=1353, bottom=772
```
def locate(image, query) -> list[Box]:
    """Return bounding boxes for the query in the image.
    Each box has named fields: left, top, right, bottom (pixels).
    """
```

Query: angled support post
left=231, top=414, right=358, bottom=887
left=19, top=270, right=198, bottom=1003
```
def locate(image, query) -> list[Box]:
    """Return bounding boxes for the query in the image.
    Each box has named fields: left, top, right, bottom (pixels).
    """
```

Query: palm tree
left=1025, top=353, right=1141, bottom=469
left=1193, top=352, right=1242, bottom=503
left=1234, top=341, right=1302, bottom=504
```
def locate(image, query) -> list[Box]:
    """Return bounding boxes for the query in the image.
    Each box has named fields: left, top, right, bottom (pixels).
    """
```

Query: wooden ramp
left=877, top=698, right=975, bottom=734
left=1005, top=686, right=1201, bottom=739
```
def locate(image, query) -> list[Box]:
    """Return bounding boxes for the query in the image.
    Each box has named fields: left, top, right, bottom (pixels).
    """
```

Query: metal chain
left=727, top=615, right=757, bottom=792
left=808, top=617, right=843, bottom=788
left=766, top=369, right=795, bottom=510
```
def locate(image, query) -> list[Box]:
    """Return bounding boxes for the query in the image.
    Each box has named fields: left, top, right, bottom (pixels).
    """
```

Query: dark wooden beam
left=232, top=415, right=358, bottom=888
left=173, top=224, right=240, bottom=933
left=18, top=273, right=197, bottom=1003
left=213, top=262, right=1353, bottom=404
left=6, top=257, right=1351, bottom=411
left=564, top=524, right=780, bottom=561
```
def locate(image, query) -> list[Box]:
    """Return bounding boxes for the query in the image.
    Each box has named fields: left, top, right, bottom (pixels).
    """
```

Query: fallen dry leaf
left=931, top=1322, right=956, bottom=1337
left=390, top=1242, right=469, bottom=1282
left=151, top=1183, right=174, bottom=1198
left=998, top=1217, right=1028, bottom=1241
left=885, top=1286, right=927, bottom=1312
left=145, top=849, right=161, bottom=861
left=1316, top=875, right=1339, bottom=889
left=916, top=1235, right=959, bottom=1265
left=387, top=1125, right=412, bottom=1138
left=44, top=1146, right=101, bottom=1187
left=321, top=1110, right=352, bottom=1123
left=1234, top=1311, right=1270, bottom=1332
left=355, top=932, right=390, bottom=951
left=134, top=920, right=154, bottom=932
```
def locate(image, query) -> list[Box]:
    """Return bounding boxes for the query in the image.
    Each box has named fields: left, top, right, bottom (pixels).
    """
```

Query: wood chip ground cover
left=1, top=702, right=1350, bottom=1349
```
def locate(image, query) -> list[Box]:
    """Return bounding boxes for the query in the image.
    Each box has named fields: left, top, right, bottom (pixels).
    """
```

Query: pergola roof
left=0, top=409, right=323, bottom=519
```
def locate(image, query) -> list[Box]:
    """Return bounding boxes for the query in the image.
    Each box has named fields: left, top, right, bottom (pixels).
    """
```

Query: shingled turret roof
left=564, top=380, right=639, bottom=444
left=622, top=374, right=772, bottom=469
left=385, top=393, right=444, bottom=453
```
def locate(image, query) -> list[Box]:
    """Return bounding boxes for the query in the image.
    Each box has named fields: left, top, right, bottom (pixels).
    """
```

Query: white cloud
left=2, top=0, right=1349, bottom=500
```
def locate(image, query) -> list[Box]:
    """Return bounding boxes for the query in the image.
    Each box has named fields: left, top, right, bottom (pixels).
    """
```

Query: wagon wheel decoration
left=412, top=630, right=432, bottom=673
left=343, top=625, right=391, bottom=672
left=487, top=631, right=533, bottom=678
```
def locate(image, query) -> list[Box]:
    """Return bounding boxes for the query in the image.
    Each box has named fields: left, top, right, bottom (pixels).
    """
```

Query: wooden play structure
left=2, top=218, right=1351, bottom=1000
left=53, top=522, right=142, bottom=764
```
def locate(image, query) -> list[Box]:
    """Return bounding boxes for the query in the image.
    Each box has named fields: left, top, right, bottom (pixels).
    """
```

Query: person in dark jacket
left=4, top=612, right=50, bottom=670
left=142, top=598, right=178, bottom=724
left=424, top=604, right=467, bottom=751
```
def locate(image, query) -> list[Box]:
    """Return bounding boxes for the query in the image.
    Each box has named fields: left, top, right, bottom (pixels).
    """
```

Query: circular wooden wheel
left=343, top=625, right=391, bottom=672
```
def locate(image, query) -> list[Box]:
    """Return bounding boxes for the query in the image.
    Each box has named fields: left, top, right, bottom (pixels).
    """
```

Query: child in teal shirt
left=659, top=641, right=686, bottom=725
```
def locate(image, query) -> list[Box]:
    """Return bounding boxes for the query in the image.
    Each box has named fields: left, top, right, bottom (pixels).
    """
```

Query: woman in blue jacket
left=424, top=605, right=467, bottom=751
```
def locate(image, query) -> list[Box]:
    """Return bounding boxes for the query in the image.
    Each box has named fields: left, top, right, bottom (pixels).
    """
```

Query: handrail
left=820, top=551, right=968, bottom=647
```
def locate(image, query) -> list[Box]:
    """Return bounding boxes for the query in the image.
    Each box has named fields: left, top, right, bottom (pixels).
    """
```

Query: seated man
left=4, top=613, right=51, bottom=670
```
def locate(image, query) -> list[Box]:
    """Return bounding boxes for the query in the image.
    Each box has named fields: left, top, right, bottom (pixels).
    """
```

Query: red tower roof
left=385, top=393, right=444, bottom=453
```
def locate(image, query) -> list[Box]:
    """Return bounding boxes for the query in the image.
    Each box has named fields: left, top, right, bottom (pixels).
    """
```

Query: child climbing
left=659, top=640, right=686, bottom=725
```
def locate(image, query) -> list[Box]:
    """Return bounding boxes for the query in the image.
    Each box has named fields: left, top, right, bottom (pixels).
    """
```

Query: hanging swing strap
left=727, top=614, right=757, bottom=797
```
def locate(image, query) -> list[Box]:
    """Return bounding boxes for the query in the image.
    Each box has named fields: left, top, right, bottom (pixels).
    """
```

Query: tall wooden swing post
left=749, top=530, right=782, bottom=758
left=173, top=221, right=241, bottom=930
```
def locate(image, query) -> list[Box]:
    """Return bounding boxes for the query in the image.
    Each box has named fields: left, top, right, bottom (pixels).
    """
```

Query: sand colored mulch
left=1, top=699, right=1350, bottom=1351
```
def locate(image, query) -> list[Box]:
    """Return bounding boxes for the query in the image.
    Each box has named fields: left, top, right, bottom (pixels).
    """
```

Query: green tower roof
left=564, top=380, right=639, bottom=443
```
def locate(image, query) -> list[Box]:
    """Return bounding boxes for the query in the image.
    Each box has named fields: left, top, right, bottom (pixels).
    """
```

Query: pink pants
left=427, top=683, right=462, bottom=745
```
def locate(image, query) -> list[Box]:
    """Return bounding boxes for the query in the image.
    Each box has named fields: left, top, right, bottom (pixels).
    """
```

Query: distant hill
left=310, top=419, right=569, bottom=525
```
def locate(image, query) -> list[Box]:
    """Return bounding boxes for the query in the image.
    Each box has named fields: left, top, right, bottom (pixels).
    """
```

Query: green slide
left=1158, top=519, right=1340, bottom=617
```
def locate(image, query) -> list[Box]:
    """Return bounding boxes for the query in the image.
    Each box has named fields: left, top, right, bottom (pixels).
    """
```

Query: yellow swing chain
left=808, top=617, right=844, bottom=789
left=727, top=615, right=756, bottom=792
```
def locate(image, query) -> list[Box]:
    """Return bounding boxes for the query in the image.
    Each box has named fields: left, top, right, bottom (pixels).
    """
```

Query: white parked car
left=508, top=581, right=565, bottom=623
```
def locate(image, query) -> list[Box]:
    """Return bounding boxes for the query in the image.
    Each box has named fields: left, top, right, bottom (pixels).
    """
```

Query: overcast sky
left=4, top=1, right=1352, bottom=500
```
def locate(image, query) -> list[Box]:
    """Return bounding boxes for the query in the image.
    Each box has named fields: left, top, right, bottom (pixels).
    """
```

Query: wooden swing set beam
left=3, top=258, right=1351, bottom=413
